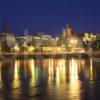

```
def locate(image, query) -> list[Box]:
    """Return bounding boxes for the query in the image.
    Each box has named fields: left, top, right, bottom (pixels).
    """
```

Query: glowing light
left=84, top=33, right=96, bottom=42
left=70, top=39, right=74, bottom=44
left=70, top=39, right=78, bottom=44
left=42, top=46, right=63, bottom=53
left=14, top=44, right=20, bottom=52
left=56, top=37, right=59, bottom=40
left=28, top=46, right=35, bottom=53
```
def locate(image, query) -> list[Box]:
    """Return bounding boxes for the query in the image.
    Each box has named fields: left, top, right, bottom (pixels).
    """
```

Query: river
left=0, top=58, right=100, bottom=100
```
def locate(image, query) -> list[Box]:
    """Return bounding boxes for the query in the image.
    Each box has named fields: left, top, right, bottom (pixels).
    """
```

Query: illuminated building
left=0, top=19, right=99, bottom=53
left=42, top=46, right=65, bottom=54
left=83, top=33, right=96, bottom=43
left=61, top=24, right=84, bottom=52
left=33, top=32, right=52, bottom=46
left=62, top=24, right=73, bottom=39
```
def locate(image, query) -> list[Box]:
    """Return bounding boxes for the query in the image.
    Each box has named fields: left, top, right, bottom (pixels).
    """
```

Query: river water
left=0, top=58, right=100, bottom=100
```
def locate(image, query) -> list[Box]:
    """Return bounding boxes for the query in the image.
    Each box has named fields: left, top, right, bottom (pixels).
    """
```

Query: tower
left=0, top=18, right=15, bottom=52
left=62, top=24, right=73, bottom=38
left=2, top=18, right=8, bottom=33
left=66, top=24, right=72, bottom=36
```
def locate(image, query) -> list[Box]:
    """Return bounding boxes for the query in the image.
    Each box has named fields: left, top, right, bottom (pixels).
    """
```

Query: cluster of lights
left=42, top=46, right=64, bottom=54
left=70, top=39, right=78, bottom=44
left=13, top=44, right=35, bottom=53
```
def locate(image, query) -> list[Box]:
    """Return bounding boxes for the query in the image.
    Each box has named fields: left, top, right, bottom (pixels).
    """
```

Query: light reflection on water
left=0, top=58, right=100, bottom=100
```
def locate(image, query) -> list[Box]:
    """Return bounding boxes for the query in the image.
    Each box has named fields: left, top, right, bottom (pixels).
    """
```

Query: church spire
left=66, top=24, right=72, bottom=36
left=66, top=24, right=71, bottom=29
left=2, top=17, right=8, bottom=33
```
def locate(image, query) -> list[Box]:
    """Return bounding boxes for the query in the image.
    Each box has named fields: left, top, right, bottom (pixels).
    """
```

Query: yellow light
left=84, top=33, right=96, bottom=41
left=70, top=39, right=78, bottom=44
left=14, top=45, right=20, bottom=52
left=70, top=39, right=74, bottom=44
left=56, top=37, right=59, bottom=40
left=28, top=46, right=35, bottom=53
left=43, top=47, right=46, bottom=50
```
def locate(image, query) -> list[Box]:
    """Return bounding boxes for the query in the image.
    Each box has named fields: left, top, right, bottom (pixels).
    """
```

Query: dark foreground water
left=0, top=58, right=100, bottom=100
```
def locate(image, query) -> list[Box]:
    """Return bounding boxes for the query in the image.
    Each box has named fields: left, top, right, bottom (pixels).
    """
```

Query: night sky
left=0, top=0, right=100, bottom=36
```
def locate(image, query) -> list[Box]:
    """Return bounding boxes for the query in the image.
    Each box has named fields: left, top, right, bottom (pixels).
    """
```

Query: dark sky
left=0, top=0, right=100, bottom=36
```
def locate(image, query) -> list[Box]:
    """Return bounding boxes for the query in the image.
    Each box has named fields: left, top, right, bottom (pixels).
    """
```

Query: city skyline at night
left=0, top=1, right=100, bottom=100
left=0, top=0, right=100, bottom=36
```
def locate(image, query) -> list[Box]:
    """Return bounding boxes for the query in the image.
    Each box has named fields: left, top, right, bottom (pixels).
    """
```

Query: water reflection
left=0, top=61, right=2, bottom=90
left=29, top=59, right=36, bottom=87
left=69, top=59, right=78, bottom=81
left=0, top=60, right=15, bottom=100
left=13, top=60, right=20, bottom=88
left=0, top=58, right=100, bottom=100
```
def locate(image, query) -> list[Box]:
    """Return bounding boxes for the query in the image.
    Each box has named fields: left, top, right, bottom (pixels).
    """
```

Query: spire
left=66, top=24, right=71, bottom=29
left=65, top=24, right=73, bottom=36
left=2, top=17, right=8, bottom=33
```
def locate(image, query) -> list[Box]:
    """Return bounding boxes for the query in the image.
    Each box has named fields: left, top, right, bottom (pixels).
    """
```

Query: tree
left=92, top=40, right=100, bottom=51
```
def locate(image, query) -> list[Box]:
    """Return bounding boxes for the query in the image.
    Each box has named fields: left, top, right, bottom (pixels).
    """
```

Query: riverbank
left=0, top=52, right=99, bottom=59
